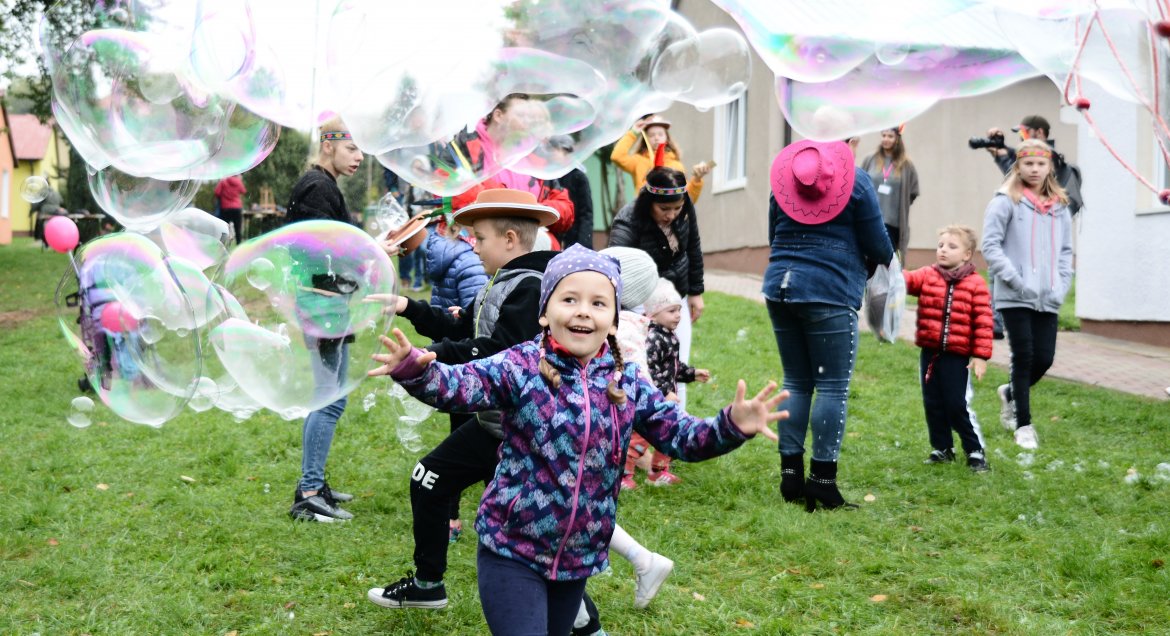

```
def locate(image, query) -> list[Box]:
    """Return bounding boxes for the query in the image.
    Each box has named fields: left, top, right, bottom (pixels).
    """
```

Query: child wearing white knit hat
left=641, top=279, right=711, bottom=486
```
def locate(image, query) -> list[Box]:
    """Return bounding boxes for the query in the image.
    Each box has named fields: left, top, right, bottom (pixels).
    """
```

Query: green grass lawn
left=1, top=239, right=1167, bottom=635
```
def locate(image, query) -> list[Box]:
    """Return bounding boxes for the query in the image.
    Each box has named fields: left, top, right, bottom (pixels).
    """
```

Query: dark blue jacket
left=424, top=230, right=488, bottom=310
left=762, top=167, right=893, bottom=310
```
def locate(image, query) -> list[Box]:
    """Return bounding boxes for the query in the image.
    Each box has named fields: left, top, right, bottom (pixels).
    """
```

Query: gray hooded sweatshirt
left=981, top=191, right=1073, bottom=314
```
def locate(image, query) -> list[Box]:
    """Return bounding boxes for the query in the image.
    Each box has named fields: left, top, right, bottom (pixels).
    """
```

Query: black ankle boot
left=780, top=453, right=805, bottom=503
left=804, top=459, right=859, bottom=513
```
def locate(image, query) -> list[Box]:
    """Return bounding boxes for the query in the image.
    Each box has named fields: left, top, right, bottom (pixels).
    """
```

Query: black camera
left=968, top=133, right=1005, bottom=150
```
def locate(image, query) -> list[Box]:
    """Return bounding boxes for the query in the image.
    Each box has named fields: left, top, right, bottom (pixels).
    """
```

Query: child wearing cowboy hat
left=367, top=188, right=561, bottom=610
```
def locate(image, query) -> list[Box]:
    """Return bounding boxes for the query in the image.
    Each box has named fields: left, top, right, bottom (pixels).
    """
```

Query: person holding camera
left=975, top=115, right=1083, bottom=215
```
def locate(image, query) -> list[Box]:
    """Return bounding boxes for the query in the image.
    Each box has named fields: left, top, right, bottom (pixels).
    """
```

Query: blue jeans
left=766, top=300, right=859, bottom=462
left=477, top=545, right=588, bottom=636
left=398, top=246, right=426, bottom=288
left=299, top=337, right=350, bottom=492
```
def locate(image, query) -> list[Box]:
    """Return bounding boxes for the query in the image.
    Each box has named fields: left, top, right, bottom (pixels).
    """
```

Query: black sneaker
left=967, top=451, right=990, bottom=473
left=289, top=493, right=353, bottom=522
left=924, top=448, right=956, bottom=464
left=321, top=481, right=353, bottom=503
left=367, top=572, right=448, bottom=609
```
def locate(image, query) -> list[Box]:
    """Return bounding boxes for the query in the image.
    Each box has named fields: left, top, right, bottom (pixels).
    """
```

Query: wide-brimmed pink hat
left=770, top=140, right=856, bottom=225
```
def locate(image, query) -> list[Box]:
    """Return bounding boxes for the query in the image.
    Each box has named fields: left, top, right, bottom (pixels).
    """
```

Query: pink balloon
left=44, top=216, right=80, bottom=253
left=100, top=301, right=139, bottom=332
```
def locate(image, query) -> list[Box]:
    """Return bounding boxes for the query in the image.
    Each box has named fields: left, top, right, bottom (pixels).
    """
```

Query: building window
left=1, top=170, right=9, bottom=220
left=713, top=91, right=747, bottom=193
left=1155, top=37, right=1170, bottom=209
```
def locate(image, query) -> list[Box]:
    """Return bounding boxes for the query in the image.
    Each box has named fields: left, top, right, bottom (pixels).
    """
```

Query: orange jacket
left=610, top=131, right=703, bottom=203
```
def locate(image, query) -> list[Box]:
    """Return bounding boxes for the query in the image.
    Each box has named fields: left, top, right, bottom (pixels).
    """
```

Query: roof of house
left=8, top=113, right=54, bottom=162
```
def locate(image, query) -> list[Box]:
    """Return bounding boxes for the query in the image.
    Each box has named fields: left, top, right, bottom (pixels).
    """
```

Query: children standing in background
left=610, top=115, right=710, bottom=203
left=597, top=245, right=677, bottom=610
left=981, top=138, right=1074, bottom=451
left=903, top=225, right=994, bottom=472
left=369, top=244, right=786, bottom=635
left=638, top=279, right=711, bottom=485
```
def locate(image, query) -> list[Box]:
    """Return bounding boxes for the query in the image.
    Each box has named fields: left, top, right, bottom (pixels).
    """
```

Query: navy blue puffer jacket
left=425, top=230, right=489, bottom=309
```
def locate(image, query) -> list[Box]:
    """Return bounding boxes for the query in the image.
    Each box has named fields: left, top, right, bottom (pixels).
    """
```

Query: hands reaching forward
left=729, top=380, right=788, bottom=442
left=368, top=328, right=436, bottom=377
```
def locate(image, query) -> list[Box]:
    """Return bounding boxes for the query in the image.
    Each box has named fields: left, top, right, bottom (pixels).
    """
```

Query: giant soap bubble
left=56, top=233, right=202, bottom=427
left=209, top=221, right=398, bottom=420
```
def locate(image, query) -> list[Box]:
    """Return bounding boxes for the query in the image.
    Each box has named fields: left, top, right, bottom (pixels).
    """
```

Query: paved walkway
left=706, top=270, right=1170, bottom=401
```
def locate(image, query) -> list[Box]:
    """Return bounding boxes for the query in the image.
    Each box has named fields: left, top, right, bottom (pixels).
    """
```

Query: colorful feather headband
left=645, top=183, right=688, bottom=196
left=1017, top=147, right=1052, bottom=159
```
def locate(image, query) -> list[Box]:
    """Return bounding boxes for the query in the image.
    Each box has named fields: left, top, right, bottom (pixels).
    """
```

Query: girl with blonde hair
left=981, top=138, right=1073, bottom=451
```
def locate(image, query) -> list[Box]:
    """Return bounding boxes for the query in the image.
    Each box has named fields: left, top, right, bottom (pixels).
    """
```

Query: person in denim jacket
left=763, top=139, right=893, bottom=512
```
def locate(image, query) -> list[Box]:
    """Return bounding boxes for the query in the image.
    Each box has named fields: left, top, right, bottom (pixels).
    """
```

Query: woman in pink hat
left=763, top=139, right=894, bottom=511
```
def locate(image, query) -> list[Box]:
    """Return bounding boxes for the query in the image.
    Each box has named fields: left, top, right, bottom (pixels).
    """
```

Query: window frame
left=712, top=91, right=748, bottom=194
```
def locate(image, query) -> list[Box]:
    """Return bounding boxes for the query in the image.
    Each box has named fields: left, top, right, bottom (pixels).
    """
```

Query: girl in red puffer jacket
left=904, top=225, right=995, bottom=473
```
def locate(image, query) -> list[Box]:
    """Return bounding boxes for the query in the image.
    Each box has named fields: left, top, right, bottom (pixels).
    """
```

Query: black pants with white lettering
left=920, top=349, right=985, bottom=455
left=411, top=414, right=500, bottom=582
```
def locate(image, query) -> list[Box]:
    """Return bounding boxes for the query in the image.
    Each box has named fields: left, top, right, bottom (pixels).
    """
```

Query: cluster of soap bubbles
left=715, top=0, right=1170, bottom=154
left=55, top=208, right=398, bottom=427
left=41, top=0, right=751, bottom=208
left=42, top=0, right=755, bottom=429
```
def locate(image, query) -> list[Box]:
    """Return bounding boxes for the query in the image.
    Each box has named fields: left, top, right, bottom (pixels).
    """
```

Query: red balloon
left=44, top=216, right=80, bottom=253
left=100, top=301, right=139, bottom=332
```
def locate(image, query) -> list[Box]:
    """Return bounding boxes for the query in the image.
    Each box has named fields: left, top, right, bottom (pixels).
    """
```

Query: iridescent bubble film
left=56, top=233, right=200, bottom=428
left=62, top=0, right=1170, bottom=425
left=210, top=221, right=397, bottom=420
left=21, top=176, right=51, bottom=203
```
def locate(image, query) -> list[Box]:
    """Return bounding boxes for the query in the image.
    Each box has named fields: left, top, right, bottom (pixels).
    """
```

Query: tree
left=242, top=126, right=309, bottom=211
left=1, top=0, right=100, bottom=122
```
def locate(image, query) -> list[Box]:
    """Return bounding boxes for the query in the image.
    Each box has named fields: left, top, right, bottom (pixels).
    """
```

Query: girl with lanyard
left=861, top=125, right=920, bottom=262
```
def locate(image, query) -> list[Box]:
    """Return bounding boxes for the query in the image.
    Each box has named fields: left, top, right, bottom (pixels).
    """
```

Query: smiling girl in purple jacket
left=370, top=244, right=787, bottom=635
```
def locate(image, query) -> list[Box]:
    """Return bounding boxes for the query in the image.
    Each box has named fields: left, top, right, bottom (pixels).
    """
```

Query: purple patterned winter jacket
left=391, top=336, right=749, bottom=581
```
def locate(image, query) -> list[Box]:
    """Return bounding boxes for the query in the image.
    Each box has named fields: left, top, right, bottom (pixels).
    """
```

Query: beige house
left=664, top=0, right=1078, bottom=276
left=658, top=0, right=1170, bottom=347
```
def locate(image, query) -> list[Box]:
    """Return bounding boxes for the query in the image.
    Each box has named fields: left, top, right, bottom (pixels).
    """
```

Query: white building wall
left=1075, top=80, right=1170, bottom=321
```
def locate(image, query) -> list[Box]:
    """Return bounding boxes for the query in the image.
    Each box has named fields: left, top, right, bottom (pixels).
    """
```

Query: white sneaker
left=633, top=552, right=674, bottom=609
left=998, top=384, right=1017, bottom=432
left=1014, top=426, right=1039, bottom=450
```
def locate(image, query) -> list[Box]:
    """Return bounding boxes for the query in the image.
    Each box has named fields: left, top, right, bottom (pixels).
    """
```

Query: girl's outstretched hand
left=368, top=328, right=435, bottom=377
left=729, top=380, right=788, bottom=442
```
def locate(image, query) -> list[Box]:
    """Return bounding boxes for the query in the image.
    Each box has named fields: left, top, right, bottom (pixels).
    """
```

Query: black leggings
left=220, top=207, right=242, bottom=243
left=1001, top=308, right=1059, bottom=428
left=477, top=545, right=588, bottom=636
left=410, top=415, right=499, bottom=582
